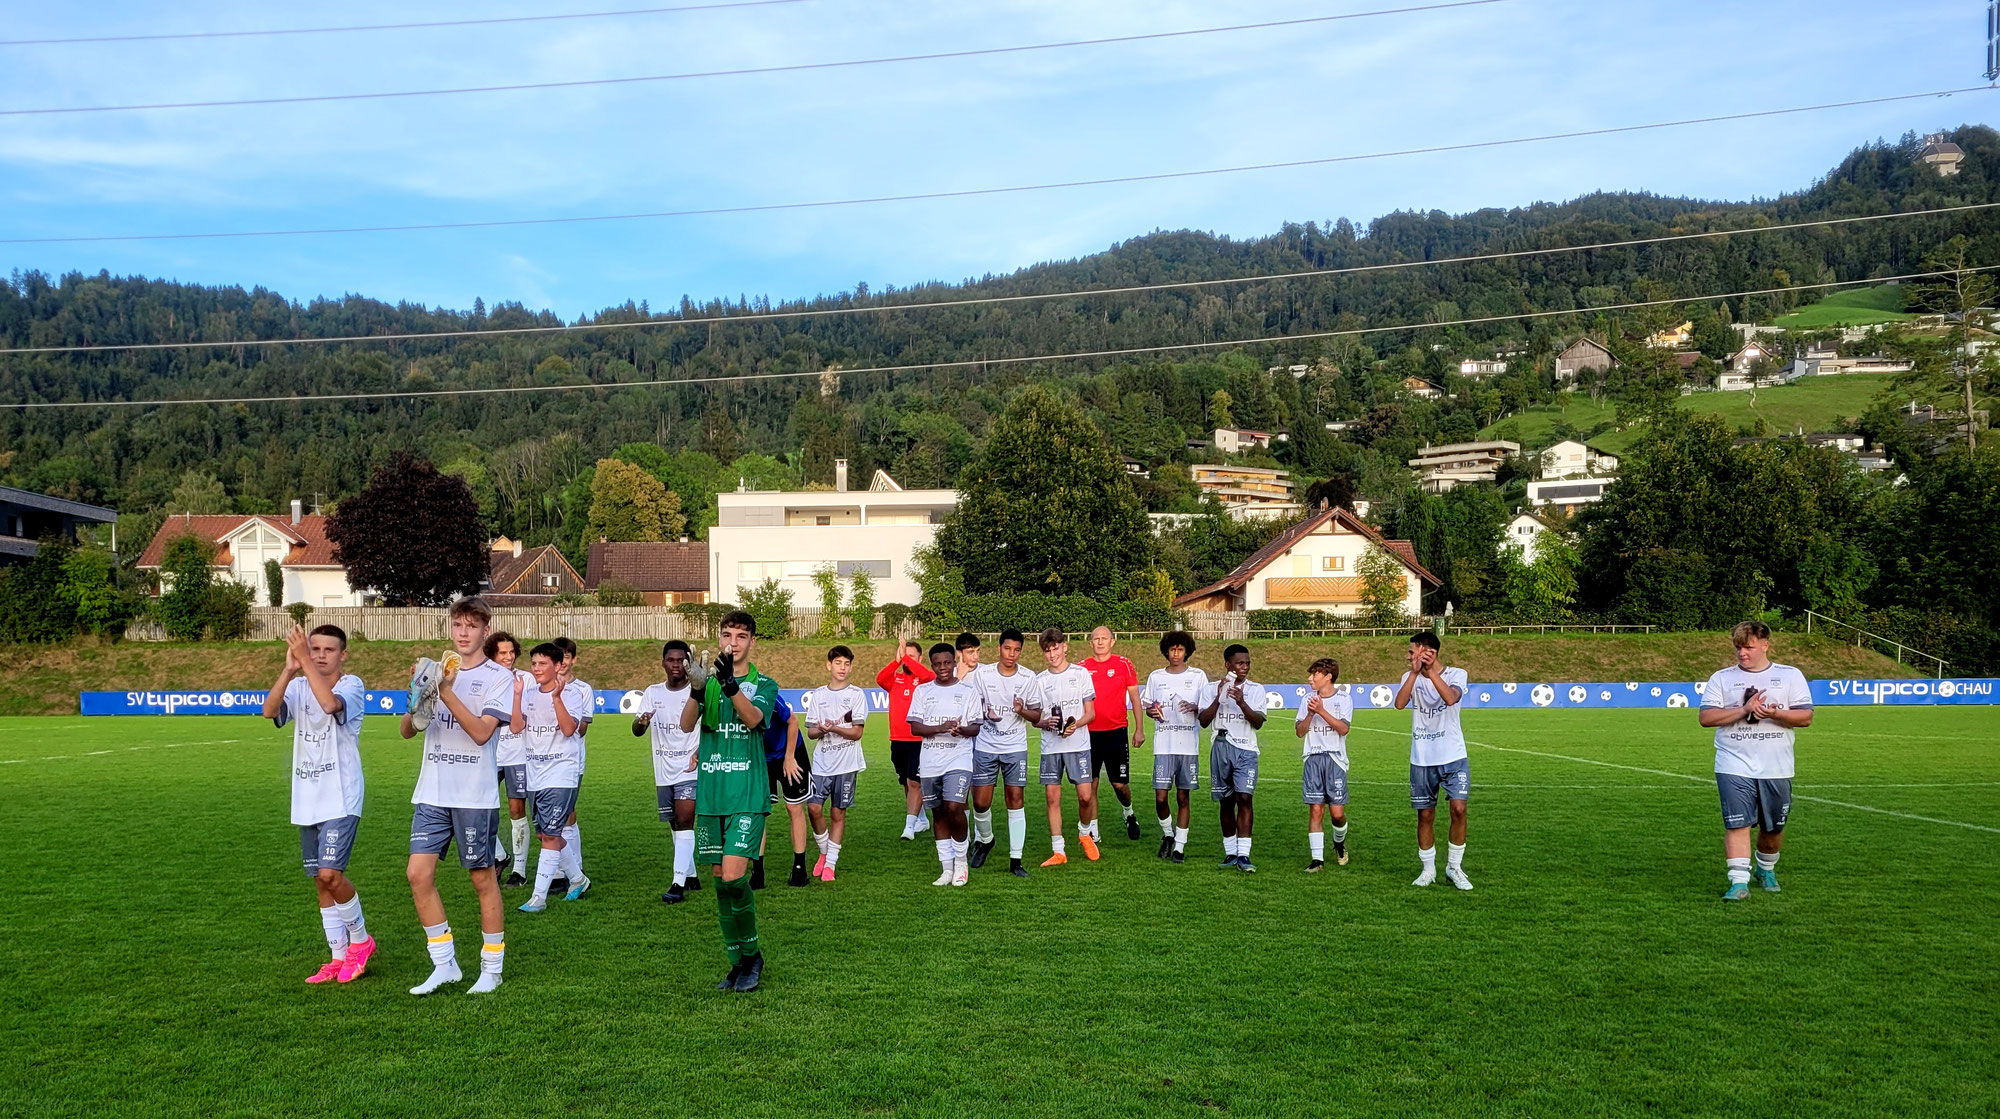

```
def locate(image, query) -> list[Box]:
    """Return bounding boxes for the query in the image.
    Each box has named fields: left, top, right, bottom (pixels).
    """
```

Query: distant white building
left=1502, top=512, right=1554, bottom=565
left=138, top=503, right=362, bottom=607
left=1212, top=428, right=1277, bottom=454
left=1539, top=439, right=1620, bottom=479
left=1458, top=359, right=1508, bottom=378
left=1174, top=505, right=1436, bottom=618
left=1409, top=440, right=1520, bottom=492
left=1527, top=477, right=1614, bottom=513
left=706, top=462, right=952, bottom=606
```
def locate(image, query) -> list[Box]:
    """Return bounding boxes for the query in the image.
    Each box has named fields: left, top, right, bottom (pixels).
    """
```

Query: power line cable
left=7, top=268, right=1981, bottom=410
left=8, top=86, right=1987, bottom=246
left=0, top=1, right=813, bottom=47
left=0, top=2, right=1505, bottom=116
left=5, top=201, right=1993, bottom=356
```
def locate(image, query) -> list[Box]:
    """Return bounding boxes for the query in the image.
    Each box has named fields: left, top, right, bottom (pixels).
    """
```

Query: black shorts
left=767, top=740, right=811, bottom=805
left=891, top=739, right=922, bottom=784
left=1090, top=726, right=1131, bottom=784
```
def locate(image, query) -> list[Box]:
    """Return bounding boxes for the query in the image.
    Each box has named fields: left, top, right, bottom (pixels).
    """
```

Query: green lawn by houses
left=1772, top=284, right=1916, bottom=329
left=1482, top=374, right=1890, bottom=455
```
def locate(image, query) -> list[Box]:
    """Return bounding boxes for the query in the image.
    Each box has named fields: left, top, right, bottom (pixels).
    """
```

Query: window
left=815, top=516, right=831, bottom=526
left=542, top=573, right=559, bottom=588
left=739, top=561, right=785, bottom=581
left=836, top=560, right=891, bottom=579
left=1321, top=556, right=1346, bottom=572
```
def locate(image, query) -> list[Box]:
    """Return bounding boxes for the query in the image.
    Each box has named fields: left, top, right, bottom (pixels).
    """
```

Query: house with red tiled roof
left=585, top=539, right=710, bottom=606
left=137, top=501, right=362, bottom=607
left=1173, top=504, right=1438, bottom=617
left=484, top=537, right=585, bottom=602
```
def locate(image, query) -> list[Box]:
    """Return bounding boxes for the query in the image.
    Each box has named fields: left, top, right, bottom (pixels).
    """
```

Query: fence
left=123, top=606, right=925, bottom=643
left=1803, top=609, right=1948, bottom=677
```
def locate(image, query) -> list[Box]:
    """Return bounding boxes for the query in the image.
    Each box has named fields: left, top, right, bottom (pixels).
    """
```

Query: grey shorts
left=1717, top=774, right=1791, bottom=832
left=1210, top=738, right=1259, bottom=799
left=1410, top=758, right=1471, bottom=810
left=656, top=781, right=697, bottom=820
left=531, top=787, right=579, bottom=836
left=499, top=764, right=528, bottom=800
left=921, top=770, right=972, bottom=809
left=810, top=770, right=860, bottom=809
left=973, top=748, right=1029, bottom=788
left=410, top=803, right=500, bottom=869
left=1303, top=754, right=1349, bottom=805
left=1153, top=754, right=1198, bottom=791
left=299, top=815, right=360, bottom=876
left=1039, top=751, right=1091, bottom=785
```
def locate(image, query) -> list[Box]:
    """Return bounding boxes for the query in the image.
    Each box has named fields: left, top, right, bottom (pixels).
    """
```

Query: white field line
left=1349, top=726, right=2000, bottom=835
left=0, top=739, right=237, bottom=766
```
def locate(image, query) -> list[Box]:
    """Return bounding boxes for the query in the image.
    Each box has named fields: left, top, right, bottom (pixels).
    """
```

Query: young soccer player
left=511, top=643, right=586, bottom=912
left=762, top=687, right=811, bottom=887
left=803, top=645, right=869, bottom=882
left=636, top=640, right=703, bottom=903
left=1699, top=621, right=1814, bottom=900
left=966, top=627, right=1041, bottom=878
left=1141, top=630, right=1208, bottom=863
left=262, top=624, right=376, bottom=983
left=1296, top=657, right=1354, bottom=871
left=549, top=636, right=592, bottom=891
left=678, top=610, right=776, bottom=992
left=877, top=641, right=936, bottom=840
left=1034, top=628, right=1099, bottom=866
left=1395, top=631, right=1471, bottom=890
left=400, top=596, right=512, bottom=995
left=956, top=631, right=982, bottom=674
left=485, top=631, right=531, bottom=885
left=1200, top=644, right=1268, bottom=873
left=907, top=642, right=980, bottom=886
left=1082, top=626, right=1145, bottom=841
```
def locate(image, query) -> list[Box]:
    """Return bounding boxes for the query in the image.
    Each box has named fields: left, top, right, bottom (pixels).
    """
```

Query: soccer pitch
left=3, top=708, right=1995, bottom=1118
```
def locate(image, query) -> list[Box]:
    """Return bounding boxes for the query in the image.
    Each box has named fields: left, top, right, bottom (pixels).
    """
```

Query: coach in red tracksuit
left=876, top=641, right=935, bottom=840
left=1082, top=625, right=1143, bottom=841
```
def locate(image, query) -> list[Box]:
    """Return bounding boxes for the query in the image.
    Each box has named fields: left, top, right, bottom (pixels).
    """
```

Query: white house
left=1173, top=505, right=1436, bottom=617
left=1212, top=427, right=1276, bottom=454
left=1502, top=512, right=1556, bottom=565
left=138, top=502, right=362, bottom=607
left=705, top=465, right=953, bottom=606
left=1539, top=439, right=1620, bottom=479
left=1458, top=359, right=1508, bottom=378
left=1527, top=477, right=1614, bottom=512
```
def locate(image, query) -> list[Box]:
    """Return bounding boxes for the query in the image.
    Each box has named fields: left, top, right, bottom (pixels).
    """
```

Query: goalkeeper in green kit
left=677, top=610, right=776, bottom=992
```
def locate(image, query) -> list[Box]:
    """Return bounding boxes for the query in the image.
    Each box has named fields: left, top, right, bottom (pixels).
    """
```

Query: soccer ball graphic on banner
left=1370, top=685, right=1394, bottom=708
left=1530, top=684, right=1555, bottom=707
left=1568, top=685, right=1589, bottom=704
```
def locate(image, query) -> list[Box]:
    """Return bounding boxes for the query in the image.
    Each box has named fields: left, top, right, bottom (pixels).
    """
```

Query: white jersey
left=520, top=683, right=584, bottom=791
left=1143, top=667, right=1210, bottom=756
left=1295, top=687, right=1353, bottom=768
left=280, top=673, right=367, bottom=826
left=804, top=684, right=870, bottom=775
left=966, top=663, right=1040, bottom=754
left=910, top=679, right=978, bottom=777
left=1202, top=675, right=1269, bottom=754
left=567, top=678, right=594, bottom=773
left=1035, top=664, right=1094, bottom=754
left=640, top=682, right=699, bottom=786
left=1702, top=662, right=1812, bottom=779
left=492, top=667, right=534, bottom=767
left=1404, top=666, right=1469, bottom=766
left=412, top=658, right=511, bottom=809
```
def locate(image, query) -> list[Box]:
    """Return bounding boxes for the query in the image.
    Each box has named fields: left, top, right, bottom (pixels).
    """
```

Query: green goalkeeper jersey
left=696, top=665, right=776, bottom=817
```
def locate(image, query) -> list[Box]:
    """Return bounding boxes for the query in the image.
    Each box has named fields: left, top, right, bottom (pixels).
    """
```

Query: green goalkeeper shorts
left=695, top=812, right=767, bottom=864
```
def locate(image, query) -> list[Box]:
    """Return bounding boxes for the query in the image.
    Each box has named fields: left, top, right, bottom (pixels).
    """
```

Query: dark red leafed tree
left=327, top=453, right=489, bottom=606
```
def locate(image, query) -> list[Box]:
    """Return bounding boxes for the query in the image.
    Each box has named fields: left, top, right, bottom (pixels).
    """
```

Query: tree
left=811, top=564, right=844, bottom=638
left=741, top=577, right=793, bottom=640
left=846, top=567, right=877, bottom=638
left=1208, top=389, right=1235, bottom=431
left=325, top=453, right=488, bottom=606
left=586, top=457, right=683, bottom=542
left=935, top=385, right=1151, bottom=596
left=263, top=558, right=284, bottom=607
left=1883, top=238, right=1998, bottom=453
left=63, top=544, right=128, bottom=636
left=166, top=470, right=228, bottom=515
left=1357, top=544, right=1411, bottom=628
left=0, top=536, right=79, bottom=642
left=1499, top=530, right=1579, bottom=622
left=157, top=533, right=215, bottom=641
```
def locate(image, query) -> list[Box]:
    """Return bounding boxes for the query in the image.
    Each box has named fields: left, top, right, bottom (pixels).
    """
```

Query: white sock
left=936, top=839, right=952, bottom=868
left=1052, top=835, right=1066, bottom=855
left=1158, top=813, right=1173, bottom=837
left=1225, top=835, right=1239, bottom=857
left=673, top=828, right=695, bottom=885
left=1755, top=850, right=1780, bottom=872
left=562, top=823, right=583, bottom=873
left=533, top=845, right=559, bottom=902
left=825, top=838, right=842, bottom=869
left=1309, top=832, right=1325, bottom=860
left=952, top=838, right=967, bottom=861
left=1727, top=856, right=1752, bottom=884
left=1174, top=826, right=1188, bottom=852
left=561, top=840, right=582, bottom=882
left=1332, top=824, right=1348, bottom=843
left=1447, top=842, right=1465, bottom=872
left=915, top=809, right=930, bottom=829
left=973, top=809, right=994, bottom=843
left=335, top=893, right=368, bottom=943
left=1239, top=837, right=1252, bottom=859
left=1419, top=846, right=1437, bottom=870
left=1089, top=819, right=1101, bottom=839
left=1079, top=821, right=1092, bottom=841
left=813, top=830, right=829, bottom=856
left=480, top=931, right=504, bottom=974
left=1007, top=808, right=1026, bottom=858
left=511, top=817, right=530, bottom=868
left=1122, top=804, right=1136, bottom=821
left=424, top=922, right=455, bottom=967
left=904, top=813, right=919, bottom=832
left=319, top=905, right=348, bottom=959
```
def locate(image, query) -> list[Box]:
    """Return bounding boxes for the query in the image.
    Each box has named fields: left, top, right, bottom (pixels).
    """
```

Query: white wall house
left=1539, top=439, right=1620, bottom=478
left=1527, top=477, right=1614, bottom=512
left=1503, top=513, right=1551, bottom=565
left=138, top=504, right=362, bottom=607
left=1175, top=506, right=1435, bottom=618
left=706, top=468, right=954, bottom=607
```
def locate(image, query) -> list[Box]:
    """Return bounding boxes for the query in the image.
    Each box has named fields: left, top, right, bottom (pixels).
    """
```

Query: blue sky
left=0, top=0, right=1990, bottom=318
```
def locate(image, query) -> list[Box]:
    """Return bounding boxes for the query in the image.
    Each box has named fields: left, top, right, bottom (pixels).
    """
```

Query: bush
left=741, top=578, right=793, bottom=640
left=0, top=536, right=78, bottom=642
left=673, top=602, right=732, bottom=637
left=157, top=534, right=214, bottom=641
left=595, top=579, right=643, bottom=607
left=264, top=558, right=284, bottom=607
left=550, top=591, right=598, bottom=607
left=811, top=565, right=844, bottom=639
left=847, top=569, right=878, bottom=638
left=1248, top=608, right=1344, bottom=631
left=203, top=580, right=256, bottom=640
left=286, top=602, right=314, bottom=629
left=878, top=603, right=913, bottom=639
left=64, top=545, right=131, bottom=636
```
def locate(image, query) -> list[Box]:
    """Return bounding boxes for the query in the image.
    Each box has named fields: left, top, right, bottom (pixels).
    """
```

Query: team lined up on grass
left=263, top=599, right=1811, bottom=996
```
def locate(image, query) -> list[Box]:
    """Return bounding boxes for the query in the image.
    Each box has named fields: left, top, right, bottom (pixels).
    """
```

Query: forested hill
left=4, top=126, right=1998, bottom=552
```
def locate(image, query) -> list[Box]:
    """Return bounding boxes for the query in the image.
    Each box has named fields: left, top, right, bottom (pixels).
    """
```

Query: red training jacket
left=875, top=654, right=936, bottom=742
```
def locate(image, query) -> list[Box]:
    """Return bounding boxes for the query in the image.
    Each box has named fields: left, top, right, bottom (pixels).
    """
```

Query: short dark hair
left=955, top=631, right=981, bottom=651
left=529, top=642, right=563, bottom=663
left=828, top=645, right=854, bottom=662
left=448, top=596, right=492, bottom=625
left=1222, top=643, right=1249, bottom=662
left=720, top=610, right=756, bottom=635
left=1038, top=626, right=1067, bottom=650
left=663, top=639, right=690, bottom=658
left=1159, top=630, right=1195, bottom=658
left=552, top=636, right=577, bottom=658
left=928, top=642, right=957, bottom=660
left=483, top=631, right=518, bottom=660
left=999, top=627, right=1026, bottom=647
left=1410, top=631, right=1441, bottom=652
left=308, top=624, right=348, bottom=650
left=1308, top=657, right=1340, bottom=681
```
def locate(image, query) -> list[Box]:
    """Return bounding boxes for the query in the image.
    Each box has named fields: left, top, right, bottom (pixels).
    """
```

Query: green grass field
left=1482, top=375, right=1888, bottom=455
left=1772, top=285, right=1916, bottom=329
left=4, top=709, right=1996, bottom=1118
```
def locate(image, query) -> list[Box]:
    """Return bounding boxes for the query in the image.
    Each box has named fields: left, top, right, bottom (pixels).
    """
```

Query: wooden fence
left=124, top=607, right=921, bottom=643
